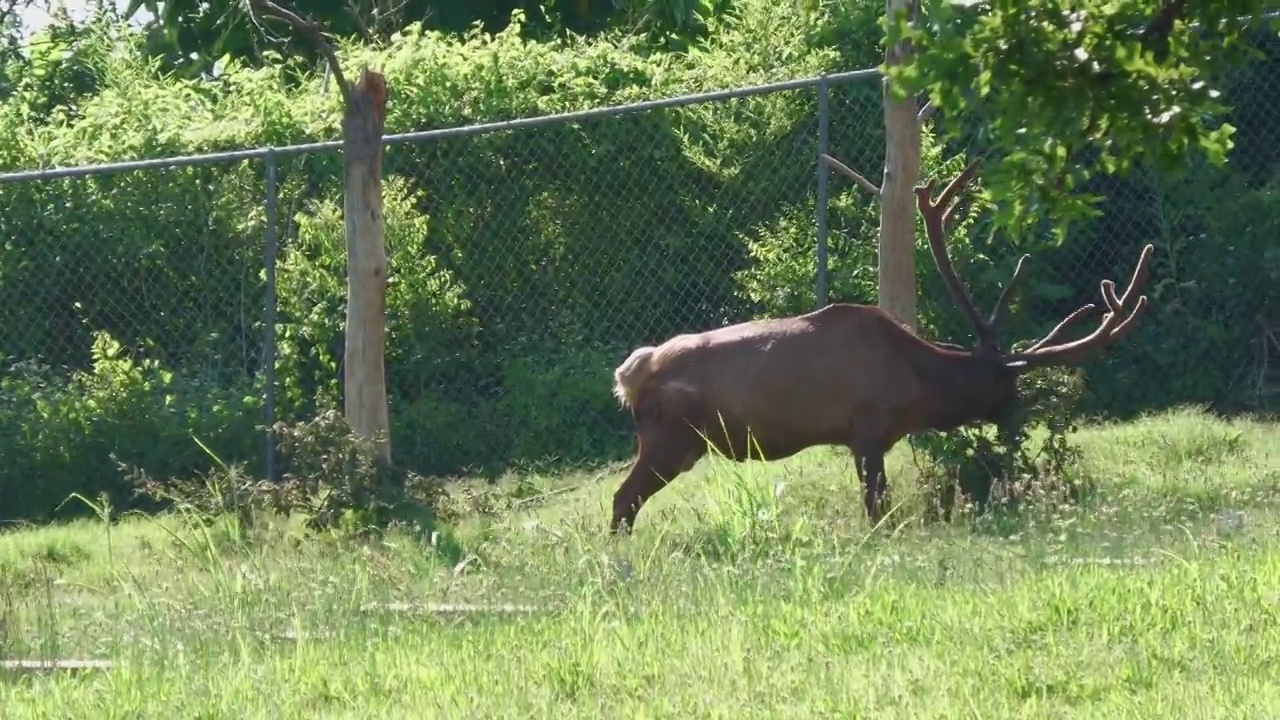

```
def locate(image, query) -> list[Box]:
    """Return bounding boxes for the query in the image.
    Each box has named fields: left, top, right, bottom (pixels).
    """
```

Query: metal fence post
left=815, top=74, right=831, bottom=308
left=263, top=149, right=279, bottom=482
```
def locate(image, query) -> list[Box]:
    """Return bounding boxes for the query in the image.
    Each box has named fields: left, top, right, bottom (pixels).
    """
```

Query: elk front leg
left=860, top=453, right=889, bottom=526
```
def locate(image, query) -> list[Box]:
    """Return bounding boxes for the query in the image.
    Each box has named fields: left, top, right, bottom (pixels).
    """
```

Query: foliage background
left=0, top=1, right=1274, bottom=522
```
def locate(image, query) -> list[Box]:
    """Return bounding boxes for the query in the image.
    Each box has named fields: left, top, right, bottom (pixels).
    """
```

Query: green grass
left=2, top=407, right=1279, bottom=717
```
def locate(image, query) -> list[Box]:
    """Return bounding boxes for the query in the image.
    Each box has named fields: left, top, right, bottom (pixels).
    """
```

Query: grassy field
left=1, top=407, right=1278, bottom=717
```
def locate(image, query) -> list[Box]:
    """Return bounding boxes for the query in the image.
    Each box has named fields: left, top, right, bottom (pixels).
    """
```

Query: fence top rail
left=0, top=68, right=878, bottom=184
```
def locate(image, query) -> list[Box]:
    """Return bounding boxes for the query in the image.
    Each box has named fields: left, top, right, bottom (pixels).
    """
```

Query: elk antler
left=1006, top=243, right=1155, bottom=369
left=914, top=158, right=1029, bottom=350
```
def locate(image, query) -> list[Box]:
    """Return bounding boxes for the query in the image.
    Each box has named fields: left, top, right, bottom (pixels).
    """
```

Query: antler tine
left=1008, top=244, right=1155, bottom=368
left=985, top=253, right=1030, bottom=338
left=1114, top=242, right=1154, bottom=306
left=1023, top=303, right=1097, bottom=352
left=914, top=158, right=990, bottom=346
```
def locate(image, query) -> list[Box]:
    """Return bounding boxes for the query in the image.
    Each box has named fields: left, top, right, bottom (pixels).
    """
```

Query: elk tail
left=613, top=346, right=657, bottom=410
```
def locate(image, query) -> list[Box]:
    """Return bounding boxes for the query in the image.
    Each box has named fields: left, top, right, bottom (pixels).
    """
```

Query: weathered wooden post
left=253, top=0, right=392, bottom=463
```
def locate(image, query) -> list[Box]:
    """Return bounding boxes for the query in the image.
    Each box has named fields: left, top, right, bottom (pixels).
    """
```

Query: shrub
left=126, top=410, right=448, bottom=539
left=0, top=332, right=262, bottom=523
left=269, top=410, right=447, bottom=534
left=273, top=175, right=480, bottom=417
left=909, top=366, right=1087, bottom=519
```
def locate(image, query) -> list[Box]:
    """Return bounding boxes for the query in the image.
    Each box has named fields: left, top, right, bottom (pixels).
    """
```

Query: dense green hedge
left=0, top=6, right=1274, bottom=522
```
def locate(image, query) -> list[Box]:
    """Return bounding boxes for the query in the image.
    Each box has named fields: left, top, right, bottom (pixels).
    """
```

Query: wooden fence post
left=252, top=1, right=392, bottom=463
left=342, top=69, right=391, bottom=463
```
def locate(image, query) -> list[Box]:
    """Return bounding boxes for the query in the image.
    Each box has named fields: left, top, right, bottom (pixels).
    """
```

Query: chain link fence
left=288, top=76, right=847, bottom=476
left=0, top=159, right=268, bottom=375
left=0, top=37, right=1275, bottom=519
left=0, top=155, right=277, bottom=519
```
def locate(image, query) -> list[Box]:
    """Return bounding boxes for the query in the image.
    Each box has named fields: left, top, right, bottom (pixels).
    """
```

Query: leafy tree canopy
left=122, top=0, right=732, bottom=76
left=887, top=0, right=1274, bottom=237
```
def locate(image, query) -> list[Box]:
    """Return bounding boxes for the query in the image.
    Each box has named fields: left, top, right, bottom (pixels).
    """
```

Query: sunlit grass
left=1, top=407, right=1278, bottom=717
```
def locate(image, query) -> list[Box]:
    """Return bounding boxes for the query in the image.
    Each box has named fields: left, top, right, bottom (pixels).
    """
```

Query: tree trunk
left=342, top=68, right=391, bottom=463
left=878, top=0, right=922, bottom=332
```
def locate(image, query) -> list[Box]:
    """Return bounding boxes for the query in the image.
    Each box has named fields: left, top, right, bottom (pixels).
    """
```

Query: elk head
left=915, top=158, right=1155, bottom=421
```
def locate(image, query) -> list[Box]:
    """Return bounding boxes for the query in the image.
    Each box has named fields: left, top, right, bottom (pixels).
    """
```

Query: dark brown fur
left=609, top=159, right=1154, bottom=533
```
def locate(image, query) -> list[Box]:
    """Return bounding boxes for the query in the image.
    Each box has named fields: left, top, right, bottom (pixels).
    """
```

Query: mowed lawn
left=1, top=408, right=1278, bottom=718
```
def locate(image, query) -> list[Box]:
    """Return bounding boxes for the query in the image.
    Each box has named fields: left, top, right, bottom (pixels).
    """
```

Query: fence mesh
left=0, top=160, right=268, bottom=378
left=0, top=31, right=1275, bottom=518
left=0, top=157, right=271, bottom=519
left=363, top=87, right=824, bottom=474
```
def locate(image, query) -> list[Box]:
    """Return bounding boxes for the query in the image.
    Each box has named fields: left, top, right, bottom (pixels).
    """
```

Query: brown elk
left=609, top=158, right=1154, bottom=533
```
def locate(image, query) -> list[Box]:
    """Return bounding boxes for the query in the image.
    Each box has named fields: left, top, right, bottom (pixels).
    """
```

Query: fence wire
left=0, top=160, right=267, bottom=378
left=0, top=36, right=1275, bottom=513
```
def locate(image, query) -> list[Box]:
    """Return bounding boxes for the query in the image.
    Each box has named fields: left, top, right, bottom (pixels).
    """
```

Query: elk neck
left=908, top=341, right=1019, bottom=433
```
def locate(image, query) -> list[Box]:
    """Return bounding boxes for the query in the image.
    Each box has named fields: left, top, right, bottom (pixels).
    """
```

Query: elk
left=608, top=158, right=1154, bottom=534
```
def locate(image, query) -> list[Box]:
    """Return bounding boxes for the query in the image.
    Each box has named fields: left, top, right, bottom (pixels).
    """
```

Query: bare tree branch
left=247, top=0, right=351, bottom=97
left=1138, top=0, right=1187, bottom=60
left=917, top=99, right=936, bottom=125
left=345, top=0, right=374, bottom=42
left=372, top=0, right=410, bottom=35
left=0, top=0, right=20, bottom=29
left=821, top=153, right=882, bottom=197
left=345, top=0, right=412, bottom=43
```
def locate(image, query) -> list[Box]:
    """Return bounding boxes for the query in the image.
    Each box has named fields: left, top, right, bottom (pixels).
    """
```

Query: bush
left=0, top=332, right=262, bottom=523
left=126, top=409, right=448, bottom=539
left=269, top=410, right=448, bottom=534
left=273, top=176, right=484, bottom=468
left=909, top=366, right=1087, bottom=519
